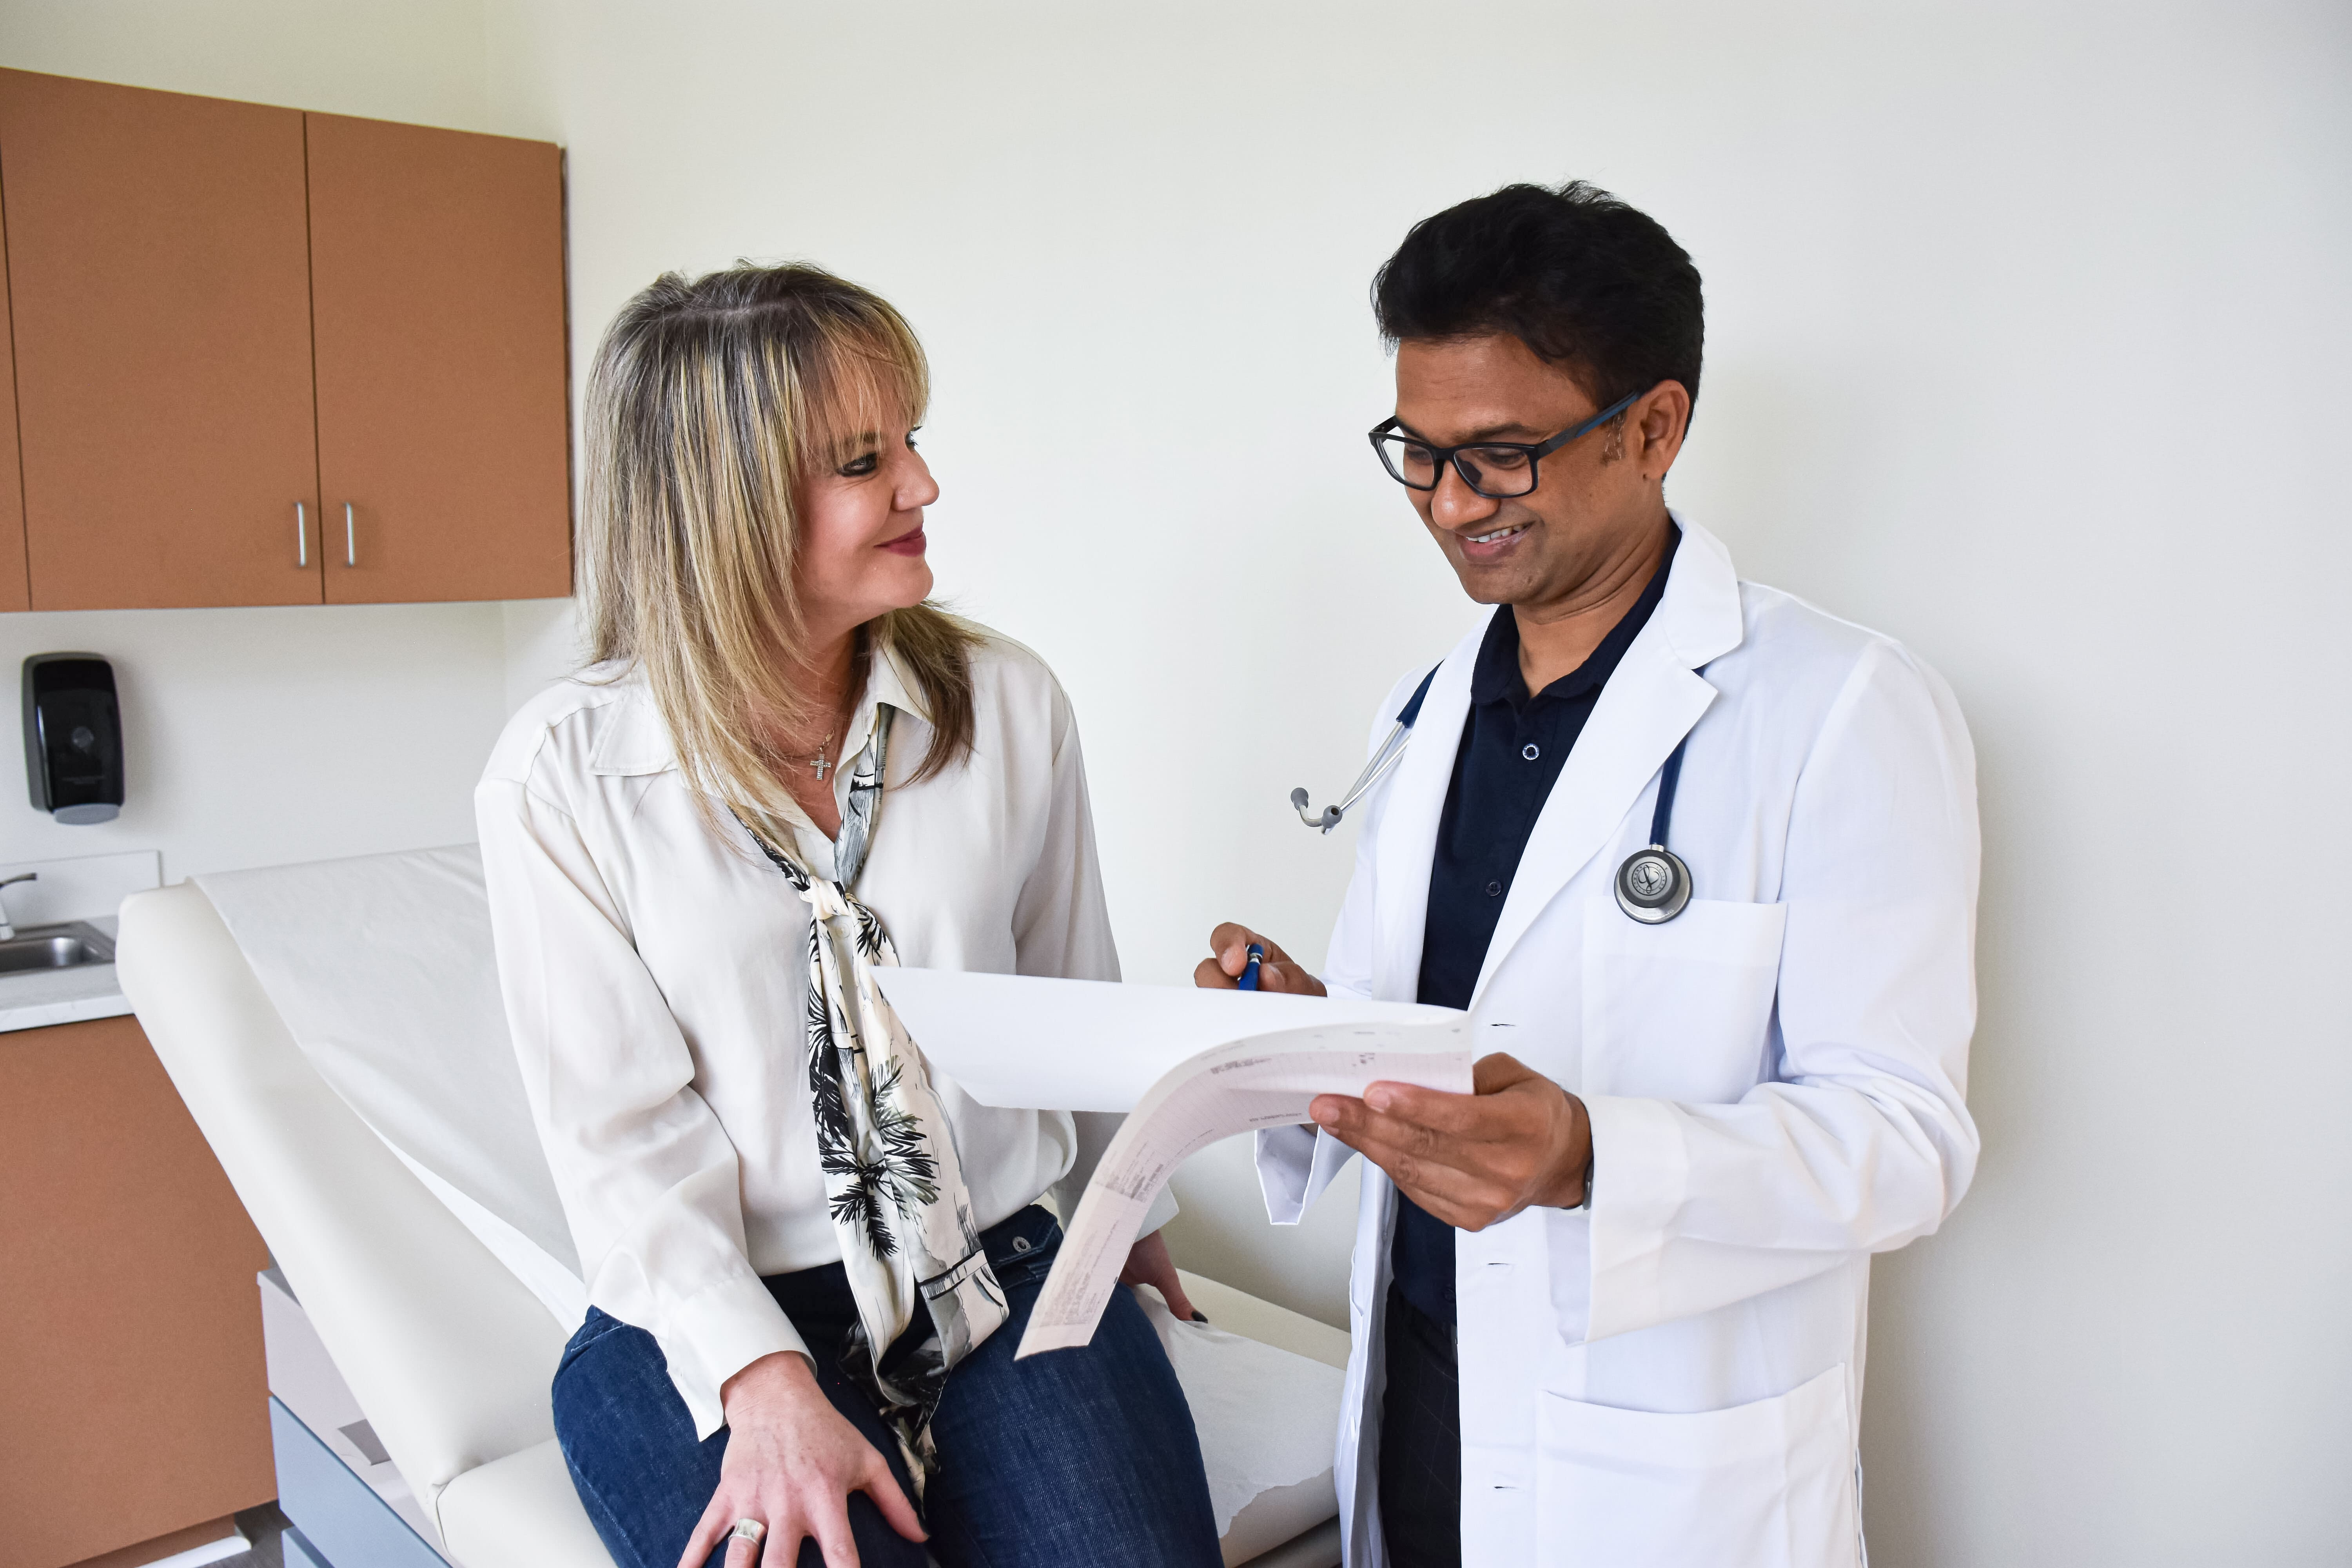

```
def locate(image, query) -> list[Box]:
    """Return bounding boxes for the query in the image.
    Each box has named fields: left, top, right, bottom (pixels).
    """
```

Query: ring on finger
left=729, top=1519, right=767, bottom=1544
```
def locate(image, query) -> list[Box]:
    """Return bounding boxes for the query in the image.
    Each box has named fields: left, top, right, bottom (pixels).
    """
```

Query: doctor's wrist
left=1535, top=1089, right=1595, bottom=1210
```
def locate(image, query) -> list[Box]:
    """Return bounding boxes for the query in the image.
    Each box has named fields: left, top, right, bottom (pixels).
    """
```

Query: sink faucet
left=0, top=872, right=34, bottom=941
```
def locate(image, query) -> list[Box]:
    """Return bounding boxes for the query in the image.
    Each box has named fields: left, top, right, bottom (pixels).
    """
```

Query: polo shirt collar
left=1466, top=524, right=1683, bottom=710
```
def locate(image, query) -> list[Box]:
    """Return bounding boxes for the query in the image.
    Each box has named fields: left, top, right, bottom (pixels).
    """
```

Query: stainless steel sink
left=0, top=921, right=116, bottom=975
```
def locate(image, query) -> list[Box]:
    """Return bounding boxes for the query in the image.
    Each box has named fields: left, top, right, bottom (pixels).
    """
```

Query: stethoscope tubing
left=1290, top=664, right=1441, bottom=833
left=1294, top=662, right=1700, bottom=922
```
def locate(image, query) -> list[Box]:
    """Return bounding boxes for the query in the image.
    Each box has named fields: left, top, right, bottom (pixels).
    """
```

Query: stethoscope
left=1290, top=667, right=1695, bottom=924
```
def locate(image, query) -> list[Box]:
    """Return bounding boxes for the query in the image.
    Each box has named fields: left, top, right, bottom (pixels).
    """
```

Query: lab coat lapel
left=1469, top=519, right=1747, bottom=1006
left=1369, top=622, right=1485, bottom=1003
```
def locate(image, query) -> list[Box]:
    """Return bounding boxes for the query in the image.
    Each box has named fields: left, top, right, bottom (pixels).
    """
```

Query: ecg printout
left=866, top=968, right=1471, bottom=1357
left=1013, top=1022, right=1469, bottom=1358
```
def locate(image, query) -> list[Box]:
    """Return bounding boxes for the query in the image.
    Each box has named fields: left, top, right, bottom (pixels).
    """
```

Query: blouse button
left=1521, top=742, right=1541, bottom=761
left=1486, top=881, right=1502, bottom=897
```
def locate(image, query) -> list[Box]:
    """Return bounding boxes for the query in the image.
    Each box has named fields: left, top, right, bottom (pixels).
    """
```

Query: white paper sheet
left=197, top=847, right=586, bottom=1325
left=1136, top=1289, right=1345, bottom=1540
left=871, top=967, right=1463, bottom=1111
left=1018, top=1023, right=1471, bottom=1357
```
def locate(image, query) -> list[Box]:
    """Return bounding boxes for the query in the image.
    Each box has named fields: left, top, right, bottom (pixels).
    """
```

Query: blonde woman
left=477, top=265, right=1220, bottom=1568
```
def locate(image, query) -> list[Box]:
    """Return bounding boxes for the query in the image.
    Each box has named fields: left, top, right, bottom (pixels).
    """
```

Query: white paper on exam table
left=870, top=967, right=1466, bottom=1111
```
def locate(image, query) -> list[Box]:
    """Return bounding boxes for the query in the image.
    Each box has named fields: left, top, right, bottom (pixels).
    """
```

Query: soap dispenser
left=22, top=654, right=125, bottom=825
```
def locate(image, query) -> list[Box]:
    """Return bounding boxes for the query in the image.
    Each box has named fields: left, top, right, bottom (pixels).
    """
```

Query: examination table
left=116, top=848, right=1346, bottom=1568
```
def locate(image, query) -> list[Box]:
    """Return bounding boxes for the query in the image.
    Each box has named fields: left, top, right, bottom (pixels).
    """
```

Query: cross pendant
left=810, top=750, right=830, bottom=781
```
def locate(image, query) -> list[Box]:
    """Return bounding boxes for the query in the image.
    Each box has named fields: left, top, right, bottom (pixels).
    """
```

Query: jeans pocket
left=987, top=1210, right=1063, bottom=1288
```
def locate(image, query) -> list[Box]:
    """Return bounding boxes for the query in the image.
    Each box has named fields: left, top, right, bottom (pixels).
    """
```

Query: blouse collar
left=587, top=626, right=932, bottom=783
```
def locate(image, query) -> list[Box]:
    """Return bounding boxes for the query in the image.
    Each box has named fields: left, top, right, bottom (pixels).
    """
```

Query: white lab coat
left=1258, top=518, right=1980, bottom=1567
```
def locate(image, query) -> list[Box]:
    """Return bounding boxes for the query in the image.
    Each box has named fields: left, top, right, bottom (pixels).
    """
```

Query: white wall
left=8, top=3, right=2345, bottom=1561
left=0, top=1, right=550, bottom=882
left=0, top=605, right=506, bottom=877
left=482, top=4, right=2351, bottom=1563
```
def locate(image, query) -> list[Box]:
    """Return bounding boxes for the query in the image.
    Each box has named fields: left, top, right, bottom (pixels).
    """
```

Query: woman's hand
left=1193, top=923, right=1327, bottom=996
left=1120, top=1229, right=1203, bottom=1322
left=679, top=1351, right=925, bottom=1568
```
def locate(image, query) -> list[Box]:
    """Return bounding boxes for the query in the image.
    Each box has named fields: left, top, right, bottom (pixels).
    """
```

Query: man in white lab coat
left=1197, top=181, right=1979, bottom=1567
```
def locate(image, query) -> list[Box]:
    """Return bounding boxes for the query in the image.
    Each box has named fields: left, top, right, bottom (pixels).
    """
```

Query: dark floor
left=216, top=1503, right=290, bottom=1568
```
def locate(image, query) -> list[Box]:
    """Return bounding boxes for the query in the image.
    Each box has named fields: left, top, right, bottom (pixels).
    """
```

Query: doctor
left=1196, top=181, right=1980, bottom=1567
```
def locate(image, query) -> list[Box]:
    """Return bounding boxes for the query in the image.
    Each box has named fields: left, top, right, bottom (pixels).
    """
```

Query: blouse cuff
left=658, top=1273, right=811, bottom=1440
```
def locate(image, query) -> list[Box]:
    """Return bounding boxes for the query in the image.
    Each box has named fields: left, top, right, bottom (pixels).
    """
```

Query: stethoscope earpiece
left=1288, top=787, right=1343, bottom=834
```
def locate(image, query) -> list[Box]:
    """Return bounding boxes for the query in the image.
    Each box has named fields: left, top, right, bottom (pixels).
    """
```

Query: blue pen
left=1237, top=942, right=1265, bottom=991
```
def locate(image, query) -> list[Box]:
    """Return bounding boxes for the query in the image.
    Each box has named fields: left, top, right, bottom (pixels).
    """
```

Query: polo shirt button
left=1521, top=743, right=1541, bottom=761
left=1486, top=881, right=1502, bottom=897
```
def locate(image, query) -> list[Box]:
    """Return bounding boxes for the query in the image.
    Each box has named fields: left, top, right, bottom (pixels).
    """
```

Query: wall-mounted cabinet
left=0, top=70, right=570, bottom=611
left=0, top=190, right=26, bottom=613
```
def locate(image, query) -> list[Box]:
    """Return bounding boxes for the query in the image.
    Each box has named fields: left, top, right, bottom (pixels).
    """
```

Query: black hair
left=1373, top=181, right=1703, bottom=424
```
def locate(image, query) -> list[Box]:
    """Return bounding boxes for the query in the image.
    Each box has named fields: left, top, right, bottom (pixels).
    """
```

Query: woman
left=477, top=264, right=1221, bottom=1568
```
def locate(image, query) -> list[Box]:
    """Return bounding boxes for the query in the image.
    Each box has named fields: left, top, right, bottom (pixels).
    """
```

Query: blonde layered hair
left=582, top=264, right=978, bottom=845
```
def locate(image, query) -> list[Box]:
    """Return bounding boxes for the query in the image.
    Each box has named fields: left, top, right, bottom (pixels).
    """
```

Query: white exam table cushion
left=117, top=881, right=570, bottom=1538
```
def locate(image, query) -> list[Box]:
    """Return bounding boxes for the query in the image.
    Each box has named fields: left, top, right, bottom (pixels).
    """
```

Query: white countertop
left=0, top=915, right=130, bottom=1034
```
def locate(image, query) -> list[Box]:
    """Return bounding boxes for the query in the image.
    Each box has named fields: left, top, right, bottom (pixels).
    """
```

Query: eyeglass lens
left=1376, top=434, right=1539, bottom=499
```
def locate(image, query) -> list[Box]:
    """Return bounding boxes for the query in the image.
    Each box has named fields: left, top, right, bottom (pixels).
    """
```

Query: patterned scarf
left=736, top=706, right=1007, bottom=1494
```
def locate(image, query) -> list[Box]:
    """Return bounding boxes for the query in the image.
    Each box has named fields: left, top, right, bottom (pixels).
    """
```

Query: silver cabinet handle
left=296, top=501, right=309, bottom=567
left=344, top=502, right=356, bottom=568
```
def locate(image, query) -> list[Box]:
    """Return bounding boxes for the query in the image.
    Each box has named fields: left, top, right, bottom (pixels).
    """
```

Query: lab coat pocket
left=1537, top=1363, right=1858, bottom=1568
left=1583, top=897, right=1787, bottom=1102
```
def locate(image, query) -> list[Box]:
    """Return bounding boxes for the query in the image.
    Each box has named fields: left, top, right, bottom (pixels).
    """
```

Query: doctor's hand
left=1192, top=923, right=1327, bottom=996
left=1309, top=1053, right=1593, bottom=1230
left=681, top=1350, right=925, bottom=1568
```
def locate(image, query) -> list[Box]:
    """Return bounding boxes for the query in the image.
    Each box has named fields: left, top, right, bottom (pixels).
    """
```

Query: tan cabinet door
left=0, top=1016, right=273, bottom=1566
left=0, top=70, right=323, bottom=610
left=307, top=113, right=571, bottom=604
left=0, top=180, right=27, bottom=613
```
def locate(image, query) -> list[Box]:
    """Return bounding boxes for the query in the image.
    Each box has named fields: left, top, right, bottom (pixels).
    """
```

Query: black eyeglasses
left=1368, top=390, right=1642, bottom=499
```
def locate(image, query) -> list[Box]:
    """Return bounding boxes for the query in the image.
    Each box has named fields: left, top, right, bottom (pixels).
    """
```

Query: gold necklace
left=805, top=691, right=857, bottom=782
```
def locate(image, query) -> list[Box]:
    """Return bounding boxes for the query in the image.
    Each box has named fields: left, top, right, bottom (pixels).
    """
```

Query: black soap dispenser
left=23, top=655, right=125, bottom=825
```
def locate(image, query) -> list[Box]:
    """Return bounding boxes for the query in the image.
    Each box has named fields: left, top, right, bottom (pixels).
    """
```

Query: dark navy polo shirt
left=1390, top=528, right=1681, bottom=1330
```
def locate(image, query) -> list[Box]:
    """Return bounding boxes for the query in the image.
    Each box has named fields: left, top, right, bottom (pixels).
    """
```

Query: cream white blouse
left=475, top=627, right=1169, bottom=1437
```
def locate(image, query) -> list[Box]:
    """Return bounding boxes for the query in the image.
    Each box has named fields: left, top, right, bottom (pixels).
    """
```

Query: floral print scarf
left=736, top=706, right=1007, bottom=1492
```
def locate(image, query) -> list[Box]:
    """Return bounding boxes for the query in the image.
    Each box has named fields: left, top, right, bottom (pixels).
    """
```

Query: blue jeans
left=553, top=1206, right=1222, bottom=1568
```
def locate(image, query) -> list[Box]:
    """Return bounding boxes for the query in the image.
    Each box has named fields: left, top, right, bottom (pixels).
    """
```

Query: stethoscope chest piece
left=1615, top=844, right=1692, bottom=924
